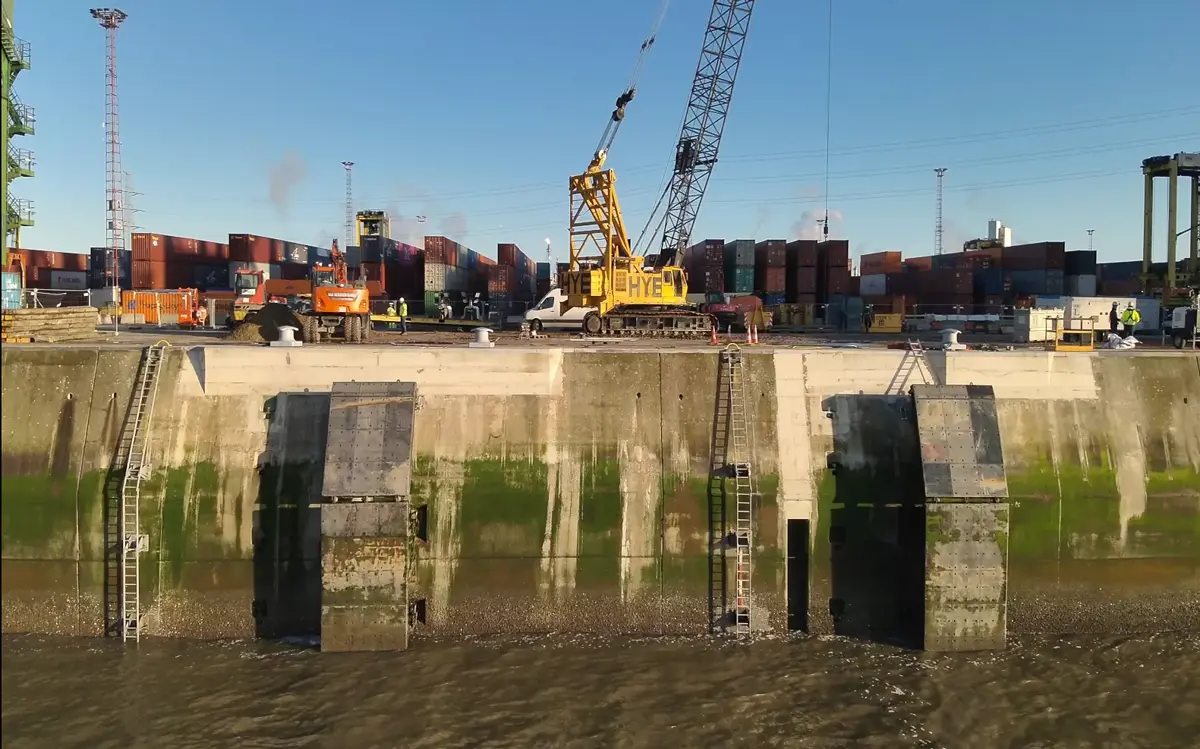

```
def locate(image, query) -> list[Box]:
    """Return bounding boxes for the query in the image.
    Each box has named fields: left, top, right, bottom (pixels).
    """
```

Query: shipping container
left=904, top=256, right=934, bottom=272
left=1002, top=241, right=1066, bottom=271
left=886, top=272, right=917, bottom=296
left=131, top=233, right=226, bottom=263
left=281, top=243, right=308, bottom=265
left=859, top=251, right=902, bottom=276
left=360, top=261, right=386, bottom=286
left=537, top=262, right=552, bottom=280
left=859, top=273, right=888, bottom=296
left=725, top=266, right=754, bottom=293
left=788, top=266, right=818, bottom=301
left=973, top=268, right=1007, bottom=296
left=1, top=271, right=21, bottom=309
left=761, top=292, right=787, bottom=306
left=88, top=247, right=132, bottom=288
left=48, top=270, right=88, bottom=290
left=723, top=240, right=755, bottom=268
left=686, top=266, right=724, bottom=294
left=131, top=260, right=166, bottom=290
left=280, top=263, right=309, bottom=281
left=824, top=266, right=851, bottom=295
left=228, top=234, right=286, bottom=264
left=425, top=262, right=449, bottom=292
left=10, top=248, right=66, bottom=270
left=1064, top=250, right=1098, bottom=276
left=686, top=238, right=725, bottom=267
left=756, top=266, right=786, bottom=294
left=344, top=245, right=362, bottom=268
left=917, top=269, right=973, bottom=296
left=308, top=246, right=332, bottom=266
left=269, top=264, right=282, bottom=280
left=1065, top=274, right=1097, bottom=297
left=785, top=239, right=818, bottom=268
left=192, top=263, right=230, bottom=291
left=817, top=240, right=850, bottom=269
left=120, top=289, right=199, bottom=324
left=487, top=265, right=515, bottom=293
left=1008, top=269, right=1065, bottom=296
left=793, top=293, right=818, bottom=306
left=754, top=240, right=787, bottom=268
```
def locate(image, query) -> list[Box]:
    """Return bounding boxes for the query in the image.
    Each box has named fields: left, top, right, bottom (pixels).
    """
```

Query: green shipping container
left=726, top=266, right=754, bottom=294
left=422, top=290, right=441, bottom=317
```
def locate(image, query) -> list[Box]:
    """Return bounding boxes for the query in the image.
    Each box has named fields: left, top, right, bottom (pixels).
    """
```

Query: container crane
left=561, top=0, right=757, bottom=337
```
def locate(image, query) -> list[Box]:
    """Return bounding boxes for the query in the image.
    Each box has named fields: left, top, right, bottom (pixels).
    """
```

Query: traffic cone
left=709, top=324, right=719, bottom=345
left=752, top=326, right=759, bottom=345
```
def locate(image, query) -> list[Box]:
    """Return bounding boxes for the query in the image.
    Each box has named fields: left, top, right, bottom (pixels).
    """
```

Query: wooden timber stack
left=1, top=307, right=100, bottom=344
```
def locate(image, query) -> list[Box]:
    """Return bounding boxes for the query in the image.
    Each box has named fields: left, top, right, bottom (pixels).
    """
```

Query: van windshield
left=537, top=295, right=556, bottom=310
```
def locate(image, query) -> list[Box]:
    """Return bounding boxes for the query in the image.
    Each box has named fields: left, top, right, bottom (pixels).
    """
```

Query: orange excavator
left=299, top=239, right=372, bottom=343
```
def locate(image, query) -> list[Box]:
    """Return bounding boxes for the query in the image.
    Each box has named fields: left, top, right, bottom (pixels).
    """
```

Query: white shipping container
left=49, top=270, right=88, bottom=290
left=1013, top=307, right=1065, bottom=343
left=859, top=273, right=888, bottom=296
left=424, top=262, right=448, bottom=291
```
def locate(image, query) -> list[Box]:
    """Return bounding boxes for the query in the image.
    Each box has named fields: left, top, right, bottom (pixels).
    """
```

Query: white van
left=524, top=287, right=595, bottom=332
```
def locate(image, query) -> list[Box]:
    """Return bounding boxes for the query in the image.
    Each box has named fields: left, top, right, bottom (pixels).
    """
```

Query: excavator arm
left=650, top=0, right=756, bottom=270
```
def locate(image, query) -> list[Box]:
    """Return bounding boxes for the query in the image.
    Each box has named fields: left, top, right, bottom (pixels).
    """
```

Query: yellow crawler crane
left=561, top=0, right=756, bottom=337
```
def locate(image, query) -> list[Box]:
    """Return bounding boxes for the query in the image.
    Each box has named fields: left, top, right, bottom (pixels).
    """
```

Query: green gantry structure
left=2, top=0, right=35, bottom=268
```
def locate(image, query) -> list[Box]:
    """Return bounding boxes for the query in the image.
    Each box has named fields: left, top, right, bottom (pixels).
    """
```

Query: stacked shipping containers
left=88, top=247, right=132, bottom=288
left=1064, top=250, right=1097, bottom=297
left=490, top=243, right=537, bottom=310
left=723, top=240, right=755, bottom=294
left=784, top=240, right=817, bottom=304
left=753, top=240, right=787, bottom=305
left=8, top=248, right=89, bottom=289
left=131, top=233, right=230, bottom=291
left=423, top=236, right=474, bottom=312
left=1002, top=241, right=1065, bottom=297
left=816, top=240, right=850, bottom=301
left=682, top=239, right=725, bottom=295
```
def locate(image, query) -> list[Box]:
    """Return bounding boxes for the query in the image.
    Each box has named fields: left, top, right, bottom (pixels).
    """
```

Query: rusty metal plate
left=321, top=381, right=417, bottom=499
left=912, top=385, right=1008, bottom=499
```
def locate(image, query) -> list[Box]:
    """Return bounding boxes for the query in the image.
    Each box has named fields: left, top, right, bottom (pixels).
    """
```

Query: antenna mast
left=934, top=167, right=948, bottom=255
left=1087, top=229, right=1095, bottom=251
left=341, top=161, right=355, bottom=247
left=91, top=7, right=129, bottom=288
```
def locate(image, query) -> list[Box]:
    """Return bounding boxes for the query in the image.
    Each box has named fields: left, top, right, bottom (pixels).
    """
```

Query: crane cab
left=355, top=210, right=391, bottom=244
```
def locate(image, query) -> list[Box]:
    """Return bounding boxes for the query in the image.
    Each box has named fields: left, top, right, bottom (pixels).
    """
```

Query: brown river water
left=3, top=632, right=1198, bottom=749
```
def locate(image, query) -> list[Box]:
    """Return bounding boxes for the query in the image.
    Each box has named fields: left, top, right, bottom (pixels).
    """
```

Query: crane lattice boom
left=652, top=0, right=756, bottom=269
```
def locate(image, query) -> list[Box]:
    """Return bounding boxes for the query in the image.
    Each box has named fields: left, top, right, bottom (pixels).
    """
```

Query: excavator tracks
left=585, top=307, right=716, bottom=338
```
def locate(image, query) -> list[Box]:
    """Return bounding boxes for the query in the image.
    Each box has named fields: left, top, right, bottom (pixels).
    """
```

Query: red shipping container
left=904, top=256, right=934, bottom=272
left=859, top=251, right=902, bottom=275
left=61, top=252, right=88, bottom=272
left=228, top=234, right=284, bottom=264
left=754, top=240, right=787, bottom=268
left=818, top=240, right=850, bottom=269
left=131, top=260, right=167, bottom=290
left=790, top=266, right=818, bottom=295
left=825, top=267, right=851, bottom=295
left=758, top=266, right=786, bottom=294
left=786, top=240, right=818, bottom=268
left=487, top=265, right=514, bottom=293
left=1001, top=242, right=1066, bottom=271
left=13, top=248, right=66, bottom=269
left=849, top=276, right=861, bottom=296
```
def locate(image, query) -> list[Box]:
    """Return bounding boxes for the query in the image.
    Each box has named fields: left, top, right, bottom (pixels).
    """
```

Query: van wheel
left=1173, top=333, right=1185, bottom=350
left=583, top=313, right=602, bottom=336
left=529, top=319, right=543, bottom=334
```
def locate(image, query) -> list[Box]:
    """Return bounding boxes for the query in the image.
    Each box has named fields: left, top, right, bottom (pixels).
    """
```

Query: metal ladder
left=120, top=344, right=167, bottom=642
left=887, top=339, right=935, bottom=393
left=724, top=345, right=754, bottom=636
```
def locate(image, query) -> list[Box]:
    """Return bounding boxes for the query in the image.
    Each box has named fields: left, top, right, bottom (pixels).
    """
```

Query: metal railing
left=1, top=30, right=32, bottom=69
left=21, top=289, right=92, bottom=308
left=6, top=194, right=35, bottom=224
left=7, top=144, right=35, bottom=174
left=8, top=92, right=35, bottom=132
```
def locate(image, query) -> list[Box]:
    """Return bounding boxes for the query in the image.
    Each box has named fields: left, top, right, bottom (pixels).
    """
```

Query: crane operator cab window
left=312, top=268, right=336, bottom=287
left=665, top=269, right=683, bottom=297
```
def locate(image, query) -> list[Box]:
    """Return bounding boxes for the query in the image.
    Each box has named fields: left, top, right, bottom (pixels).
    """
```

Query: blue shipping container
left=761, top=293, right=787, bottom=306
left=1, top=271, right=20, bottom=309
left=536, top=262, right=551, bottom=280
left=973, top=268, right=1005, bottom=295
left=1009, top=269, right=1064, bottom=296
left=308, top=246, right=332, bottom=265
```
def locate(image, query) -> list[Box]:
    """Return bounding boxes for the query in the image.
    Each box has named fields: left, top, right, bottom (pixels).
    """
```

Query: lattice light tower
left=934, top=167, right=948, bottom=255
left=91, top=8, right=128, bottom=288
left=341, top=161, right=354, bottom=248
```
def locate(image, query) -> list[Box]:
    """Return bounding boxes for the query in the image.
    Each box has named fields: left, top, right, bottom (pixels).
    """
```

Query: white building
left=987, top=219, right=1013, bottom=248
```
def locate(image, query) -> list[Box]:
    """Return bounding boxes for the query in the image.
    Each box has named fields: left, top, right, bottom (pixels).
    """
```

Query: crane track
left=586, top=306, right=717, bottom=338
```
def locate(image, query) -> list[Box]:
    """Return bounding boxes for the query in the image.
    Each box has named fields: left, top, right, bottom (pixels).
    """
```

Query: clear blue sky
left=12, top=0, right=1200, bottom=265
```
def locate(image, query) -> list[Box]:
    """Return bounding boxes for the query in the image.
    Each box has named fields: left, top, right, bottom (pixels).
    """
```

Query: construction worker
left=398, top=297, right=409, bottom=334
left=862, top=303, right=874, bottom=333
left=386, top=302, right=398, bottom=330
left=1109, top=302, right=1119, bottom=334
left=1119, top=302, right=1141, bottom=338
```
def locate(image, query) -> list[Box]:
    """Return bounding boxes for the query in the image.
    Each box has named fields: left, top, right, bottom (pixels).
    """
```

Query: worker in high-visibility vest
left=398, top=297, right=409, bottom=334
left=1119, top=303, right=1141, bottom=338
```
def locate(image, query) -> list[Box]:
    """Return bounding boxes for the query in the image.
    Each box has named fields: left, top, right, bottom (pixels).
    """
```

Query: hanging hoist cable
left=820, top=0, right=834, bottom=240
left=589, top=0, right=672, bottom=170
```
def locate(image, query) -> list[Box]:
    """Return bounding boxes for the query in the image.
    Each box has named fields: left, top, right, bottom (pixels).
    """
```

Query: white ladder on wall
left=121, top=344, right=167, bottom=642
left=723, top=345, right=754, bottom=636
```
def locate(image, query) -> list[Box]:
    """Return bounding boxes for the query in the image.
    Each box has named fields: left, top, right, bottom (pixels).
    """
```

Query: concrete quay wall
left=2, top=345, right=1197, bottom=641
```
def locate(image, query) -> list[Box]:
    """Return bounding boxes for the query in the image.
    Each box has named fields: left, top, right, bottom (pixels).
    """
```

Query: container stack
left=753, top=240, right=787, bottom=305
left=1064, top=250, right=1097, bottom=296
left=131, top=233, right=229, bottom=290
left=858, top=251, right=901, bottom=301
left=87, top=248, right=132, bottom=289
left=1, top=271, right=20, bottom=309
left=723, top=239, right=755, bottom=294
left=423, top=236, right=471, bottom=312
left=784, top=240, right=818, bottom=305
left=682, top=239, right=725, bottom=296
left=227, top=234, right=285, bottom=289
left=492, top=243, right=537, bottom=310
left=536, top=262, right=552, bottom=299
left=816, top=240, right=851, bottom=302
left=1002, top=241, right=1065, bottom=296
left=8, top=249, right=89, bottom=290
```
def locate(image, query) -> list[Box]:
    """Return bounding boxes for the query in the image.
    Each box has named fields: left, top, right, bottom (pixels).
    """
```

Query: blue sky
left=11, top=0, right=1200, bottom=265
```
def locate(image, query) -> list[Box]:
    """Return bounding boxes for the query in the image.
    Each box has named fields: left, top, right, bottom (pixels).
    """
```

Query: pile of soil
left=223, top=303, right=303, bottom=343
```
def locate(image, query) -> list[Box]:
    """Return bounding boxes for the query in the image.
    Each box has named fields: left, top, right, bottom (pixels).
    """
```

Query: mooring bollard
left=468, top=327, right=495, bottom=349
left=271, top=325, right=303, bottom=347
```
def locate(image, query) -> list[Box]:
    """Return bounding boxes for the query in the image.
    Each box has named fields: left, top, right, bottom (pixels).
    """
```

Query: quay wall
left=2, top=345, right=1198, bottom=640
